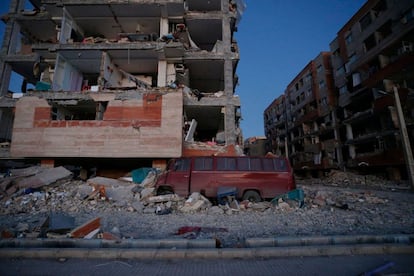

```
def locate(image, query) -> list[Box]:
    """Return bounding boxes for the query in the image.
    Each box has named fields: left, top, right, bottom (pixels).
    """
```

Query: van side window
left=217, top=157, right=237, bottom=171
left=237, top=158, right=249, bottom=170
left=262, top=158, right=274, bottom=171
left=175, top=159, right=190, bottom=171
left=250, top=158, right=262, bottom=171
left=274, top=158, right=288, bottom=172
left=194, top=157, right=213, bottom=170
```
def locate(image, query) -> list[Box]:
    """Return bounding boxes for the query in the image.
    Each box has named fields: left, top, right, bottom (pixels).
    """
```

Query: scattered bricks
left=69, top=217, right=101, bottom=238
left=1, top=229, right=15, bottom=239
left=40, top=159, right=55, bottom=168
left=99, top=232, right=121, bottom=241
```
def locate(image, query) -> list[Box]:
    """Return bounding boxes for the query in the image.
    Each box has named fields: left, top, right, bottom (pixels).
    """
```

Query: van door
left=166, top=158, right=191, bottom=197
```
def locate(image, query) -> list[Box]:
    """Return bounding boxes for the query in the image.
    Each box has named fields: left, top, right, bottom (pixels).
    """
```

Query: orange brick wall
left=11, top=93, right=182, bottom=158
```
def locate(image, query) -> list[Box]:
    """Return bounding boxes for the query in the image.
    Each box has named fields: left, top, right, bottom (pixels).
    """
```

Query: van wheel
left=243, top=191, right=261, bottom=202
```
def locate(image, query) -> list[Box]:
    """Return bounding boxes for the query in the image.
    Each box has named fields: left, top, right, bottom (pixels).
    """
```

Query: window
left=194, top=157, right=213, bottom=170
left=217, top=157, right=236, bottom=171
left=305, top=73, right=312, bottom=84
left=250, top=158, right=262, bottom=171
left=274, top=159, right=287, bottom=172
left=319, top=80, right=326, bottom=89
left=359, top=12, right=372, bottom=31
left=363, top=34, right=376, bottom=52
left=174, top=159, right=190, bottom=171
left=335, top=66, right=345, bottom=77
left=339, top=85, right=348, bottom=95
left=345, top=33, right=353, bottom=44
left=317, top=65, right=323, bottom=73
left=237, top=158, right=249, bottom=170
left=263, top=158, right=274, bottom=171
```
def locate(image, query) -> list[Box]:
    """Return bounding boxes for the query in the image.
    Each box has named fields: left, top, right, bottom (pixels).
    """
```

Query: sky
left=235, top=0, right=366, bottom=138
left=0, top=0, right=367, bottom=138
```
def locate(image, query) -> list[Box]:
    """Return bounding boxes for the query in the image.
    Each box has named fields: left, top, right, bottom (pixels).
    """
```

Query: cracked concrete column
left=157, top=60, right=167, bottom=87
left=222, top=2, right=236, bottom=145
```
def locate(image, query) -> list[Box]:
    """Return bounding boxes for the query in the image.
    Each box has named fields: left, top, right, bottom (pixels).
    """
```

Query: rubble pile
left=298, top=170, right=409, bottom=190
left=0, top=171, right=300, bottom=218
left=0, top=166, right=413, bottom=246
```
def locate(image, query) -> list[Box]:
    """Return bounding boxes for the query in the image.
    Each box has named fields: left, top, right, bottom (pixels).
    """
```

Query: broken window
left=50, top=100, right=106, bottom=121
left=359, top=12, right=372, bottom=32
left=363, top=34, right=377, bottom=52
left=375, top=20, right=392, bottom=44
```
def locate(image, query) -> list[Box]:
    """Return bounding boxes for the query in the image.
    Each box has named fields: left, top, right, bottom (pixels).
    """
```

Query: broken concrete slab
left=46, top=213, right=76, bottom=234
left=15, top=166, right=73, bottom=190
left=9, top=166, right=44, bottom=178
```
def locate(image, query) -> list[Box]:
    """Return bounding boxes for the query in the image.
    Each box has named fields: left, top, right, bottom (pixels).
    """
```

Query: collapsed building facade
left=0, top=0, right=245, bottom=169
left=265, top=0, right=414, bottom=179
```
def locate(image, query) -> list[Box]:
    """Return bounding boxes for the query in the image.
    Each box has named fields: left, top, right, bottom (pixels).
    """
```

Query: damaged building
left=265, top=0, right=414, bottom=179
left=265, top=52, right=340, bottom=174
left=0, top=0, right=245, bottom=169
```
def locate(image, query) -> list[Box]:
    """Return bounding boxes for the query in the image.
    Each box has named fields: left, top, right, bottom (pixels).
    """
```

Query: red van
left=155, top=156, right=296, bottom=202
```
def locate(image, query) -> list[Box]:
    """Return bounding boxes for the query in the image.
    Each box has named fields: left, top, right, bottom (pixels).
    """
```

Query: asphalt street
left=1, top=254, right=413, bottom=276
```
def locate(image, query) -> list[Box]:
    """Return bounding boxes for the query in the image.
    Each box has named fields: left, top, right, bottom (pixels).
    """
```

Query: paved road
left=1, top=254, right=413, bottom=276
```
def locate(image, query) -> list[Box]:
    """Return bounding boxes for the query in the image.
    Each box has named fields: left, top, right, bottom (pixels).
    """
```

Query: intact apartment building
left=0, top=0, right=245, bottom=169
left=265, top=0, right=414, bottom=179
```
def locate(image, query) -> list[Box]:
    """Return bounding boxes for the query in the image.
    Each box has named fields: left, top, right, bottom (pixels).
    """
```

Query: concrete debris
left=0, top=166, right=73, bottom=198
left=302, top=170, right=410, bottom=190
left=1, top=166, right=411, bottom=244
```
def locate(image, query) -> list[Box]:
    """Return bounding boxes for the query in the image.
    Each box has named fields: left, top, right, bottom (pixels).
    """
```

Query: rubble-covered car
left=155, top=156, right=296, bottom=202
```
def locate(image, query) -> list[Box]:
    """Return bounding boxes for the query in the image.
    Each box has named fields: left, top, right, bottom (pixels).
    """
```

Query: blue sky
left=236, top=0, right=366, bottom=138
left=0, top=0, right=367, bottom=138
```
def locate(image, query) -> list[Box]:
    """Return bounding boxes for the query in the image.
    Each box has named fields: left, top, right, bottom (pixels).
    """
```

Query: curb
left=245, top=234, right=414, bottom=248
left=0, top=244, right=413, bottom=259
left=0, top=238, right=217, bottom=249
left=0, top=234, right=413, bottom=259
